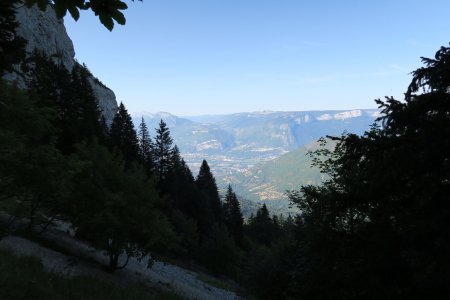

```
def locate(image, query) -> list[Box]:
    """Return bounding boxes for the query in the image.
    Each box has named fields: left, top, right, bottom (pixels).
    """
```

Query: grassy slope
left=0, top=248, right=181, bottom=300
left=231, top=146, right=324, bottom=200
left=224, top=141, right=335, bottom=216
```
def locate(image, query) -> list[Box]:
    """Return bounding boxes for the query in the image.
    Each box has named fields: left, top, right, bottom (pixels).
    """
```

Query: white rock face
left=87, top=77, right=117, bottom=126
left=334, top=109, right=362, bottom=120
left=19, top=5, right=75, bottom=70
left=3, top=5, right=117, bottom=125
left=196, top=140, right=223, bottom=151
left=317, top=109, right=363, bottom=121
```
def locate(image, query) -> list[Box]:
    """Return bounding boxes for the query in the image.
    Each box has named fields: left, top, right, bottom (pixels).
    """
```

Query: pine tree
left=223, top=185, right=244, bottom=248
left=109, top=102, right=139, bottom=165
left=256, top=204, right=271, bottom=224
left=170, top=145, right=182, bottom=169
left=153, top=119, right=173, bottom=180
left=196, top=160, right=222, bottom=222
left=246, top=204, right=278, bottom=246
left=137, top=116, right=154, bottom=174
left=28, top=52, right=78, bottom=154
left=67, top=63, right=105, bottom=146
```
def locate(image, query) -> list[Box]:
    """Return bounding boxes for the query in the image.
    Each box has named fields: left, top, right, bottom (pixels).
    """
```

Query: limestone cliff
left=3, top=5, right=117, bottom=125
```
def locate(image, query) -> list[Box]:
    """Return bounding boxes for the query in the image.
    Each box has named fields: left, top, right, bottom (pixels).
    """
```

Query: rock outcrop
left=3, top=4, right=117, bottom=125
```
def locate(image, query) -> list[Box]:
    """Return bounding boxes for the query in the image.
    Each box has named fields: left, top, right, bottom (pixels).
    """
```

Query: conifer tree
left=27, top=54, right=107, bottom=154
left=286, top=44, right=450, bottom=298
left=170, top=145, right=182, bottom=169
left=137, top=116, right=154, bottom=174
left=0, top=81, right=68, bottom=236
left=27, top=53, right=79, bottom=154
left=223, top=185, right=244, bottom=248
left=196, top=160, right=222, bottom=222
left=71, top=64, right=105, bottom=136
left=109, top=102, right=139, bottom=165
left=153, top=119, right=173, bottom=180
left=246, top=204, right=278, bottom=246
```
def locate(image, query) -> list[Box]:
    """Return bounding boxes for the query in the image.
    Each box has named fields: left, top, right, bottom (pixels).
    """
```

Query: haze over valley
left=2, top=1, right=449, bottom=299
left=133, top=109, right=379, bottom=214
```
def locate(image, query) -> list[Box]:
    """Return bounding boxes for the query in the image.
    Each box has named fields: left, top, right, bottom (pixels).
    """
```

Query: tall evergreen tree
left=286, top=44, right=450, bottom=299
left=109, top=102, right=139, bottom=165
left=70, top=63, right=105, bottom=142
left=27, top=54, right=106, bottom=154
left=170, top=145, right=182, bottom=169
left=223, top=185, right=244, bottom=248
left=27, top=53, right=79, bottom=154
left=246, top=203, right=280, bottom=246
left=153, top=119, right=173, bottom=180
left=137, top=116, right=154, bottom=174
left=196, top=160, right=222, bottom=222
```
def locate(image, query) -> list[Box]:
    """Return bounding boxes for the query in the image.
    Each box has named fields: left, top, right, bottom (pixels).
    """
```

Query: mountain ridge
left=3, top=4, right=118, bottom=125
left=133, top=109, right=378, bottom=212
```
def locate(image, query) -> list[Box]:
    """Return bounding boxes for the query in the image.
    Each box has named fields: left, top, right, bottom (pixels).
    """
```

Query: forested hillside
left=222, top=142, right=329, bottom=216
left=1, top=1, right=449, bottom=299
left=133, top=109, right=378, bottom=181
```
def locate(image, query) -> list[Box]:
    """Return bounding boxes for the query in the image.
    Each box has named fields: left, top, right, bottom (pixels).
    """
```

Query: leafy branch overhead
left=24, top=0, right=140, bottom=31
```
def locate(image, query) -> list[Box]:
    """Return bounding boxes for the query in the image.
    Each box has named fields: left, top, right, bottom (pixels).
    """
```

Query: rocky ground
left=0, top=221, right=241, bottom=300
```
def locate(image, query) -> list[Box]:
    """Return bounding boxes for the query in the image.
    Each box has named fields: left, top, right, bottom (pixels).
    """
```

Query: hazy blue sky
left=65, top=0, right=450, bottom=115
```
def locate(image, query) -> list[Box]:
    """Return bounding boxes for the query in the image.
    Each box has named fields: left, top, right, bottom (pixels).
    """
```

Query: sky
left=65, top=0, right=450, bottom=116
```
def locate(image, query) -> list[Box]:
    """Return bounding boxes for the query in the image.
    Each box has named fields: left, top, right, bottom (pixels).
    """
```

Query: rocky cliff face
left=3, top=5, right=117, bottom=125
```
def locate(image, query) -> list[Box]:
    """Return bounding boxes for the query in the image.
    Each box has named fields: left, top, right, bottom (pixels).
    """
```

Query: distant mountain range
left=132, top=109, right=379, bottom=215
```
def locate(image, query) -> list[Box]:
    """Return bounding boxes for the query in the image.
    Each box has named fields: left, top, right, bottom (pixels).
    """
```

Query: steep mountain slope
left=134, top=109, right=378, bottom=181
left=3, top=5, right=118, bottom=125
left=217, top=141, right=335, bottom=216
left=222, top=146, right=323, bottom=202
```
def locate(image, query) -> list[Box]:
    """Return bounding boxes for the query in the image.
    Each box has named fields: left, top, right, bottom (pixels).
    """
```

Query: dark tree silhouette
left=287, top=44, right=450, bottom=299
left=246, top=203, right=280, bottom=246
left=27, top=54, right=105, bottom=154
left=137, top=116, right=154, bottom=175
left=24, top=0, right=138, bottom=31
left=196, top=160, right=222, bottom=222
left=109, top=102, right=139, bottom=166
left=153, top=119, right=173, bottom=180
left=223, top=185, right=244, bottom=248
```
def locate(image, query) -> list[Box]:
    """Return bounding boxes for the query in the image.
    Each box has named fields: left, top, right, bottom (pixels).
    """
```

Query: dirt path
left=0, top=222, right=241, bottom=300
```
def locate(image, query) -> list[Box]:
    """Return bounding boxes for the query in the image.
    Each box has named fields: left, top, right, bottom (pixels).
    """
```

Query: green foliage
left=196, top=224, right=243, bottom=277
left=0, top=81, right=69, bottom=234
left=241, top=239, right=297, bottom=300
left=154, top=119, right=174, bottom=180
left=24, top=0, right=137, bottom=31
left=168, top=209, right=199, bottom=255
left=0, top=248, right=181, bottom=300
left=227, top=143, right=328, bottom=217
left=138, top=116, right=155, bottom=175
left=286, top=44, right=450, bottom=299
left=196, top=160, right=222, bottom=222
left=67, top=141, right=176, bottom=270
left=246, top=204, right=281, bottom=247
left=223, top=185, right=244, bottom=248
left=28, top=54, right=105, bottom=154
left=109, top=102, right=139, bottom=166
